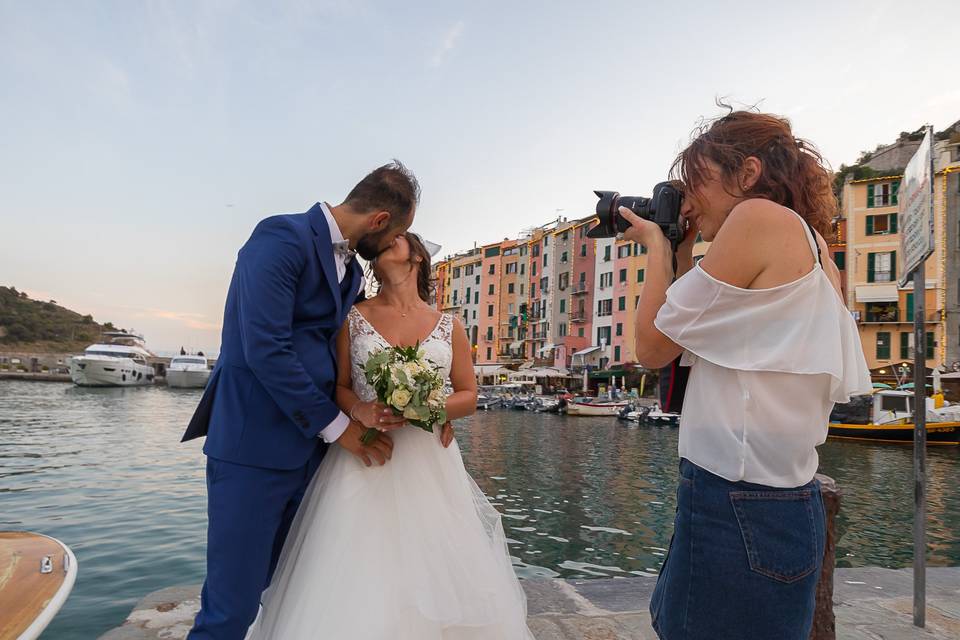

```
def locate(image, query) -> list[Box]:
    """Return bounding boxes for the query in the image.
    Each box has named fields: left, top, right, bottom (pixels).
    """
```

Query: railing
left=571, top=282, right=589, bottom=294
left=570, top=312, right=587, bottom=323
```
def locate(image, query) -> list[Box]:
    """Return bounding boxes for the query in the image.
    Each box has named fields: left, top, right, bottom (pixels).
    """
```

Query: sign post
left=897, top=125, right=935, bottom=628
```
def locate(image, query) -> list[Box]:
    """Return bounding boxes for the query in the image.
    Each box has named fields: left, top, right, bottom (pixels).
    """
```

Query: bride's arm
left=444, top=317, right=478, bottom=421
left=334, top=322, right=405, bottom=431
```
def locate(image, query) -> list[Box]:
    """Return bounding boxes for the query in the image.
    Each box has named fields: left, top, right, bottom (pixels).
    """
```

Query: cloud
left=145, top=309, right=221, bottom=331
left=429, top=20, right=464, bottom=68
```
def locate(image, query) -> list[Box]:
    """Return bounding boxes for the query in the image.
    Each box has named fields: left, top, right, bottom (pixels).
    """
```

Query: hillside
left=0, top=286, right=117, bottom=353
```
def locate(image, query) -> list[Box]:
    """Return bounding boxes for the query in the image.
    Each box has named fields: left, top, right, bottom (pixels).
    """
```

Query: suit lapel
left=343, top=260, right=363, bottom=311
left=307, top=203, right=343, bottom=321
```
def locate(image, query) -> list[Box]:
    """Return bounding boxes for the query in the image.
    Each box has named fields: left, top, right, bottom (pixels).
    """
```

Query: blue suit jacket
left=182, top=203, right=363, bottom=470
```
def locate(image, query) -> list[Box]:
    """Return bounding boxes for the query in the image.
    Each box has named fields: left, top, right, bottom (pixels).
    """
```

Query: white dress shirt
left=653, top=211, right=872, bottom=487
left=317, top=202, right=352, bottom=444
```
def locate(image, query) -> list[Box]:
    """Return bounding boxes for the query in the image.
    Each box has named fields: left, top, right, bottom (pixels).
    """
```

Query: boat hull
left=566, top=402, right=630, bottom=416
left=166, top=369, right=211, bottom=389
left=828, top=422, right=960, bottom=445
left=0, top=532, right=77, bottom=640
left=69, top=358, right=155, bottom=387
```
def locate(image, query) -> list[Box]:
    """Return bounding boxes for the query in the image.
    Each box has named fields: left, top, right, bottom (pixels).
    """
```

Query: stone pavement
left=99, top=567, right=959, bottom=639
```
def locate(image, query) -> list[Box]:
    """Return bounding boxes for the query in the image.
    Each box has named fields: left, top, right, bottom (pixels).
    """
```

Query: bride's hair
left=370, top=232, right=435, bottom=303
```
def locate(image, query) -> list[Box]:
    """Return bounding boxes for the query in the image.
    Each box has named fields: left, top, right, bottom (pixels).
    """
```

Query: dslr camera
left=586, top=181, right=686, bottom=248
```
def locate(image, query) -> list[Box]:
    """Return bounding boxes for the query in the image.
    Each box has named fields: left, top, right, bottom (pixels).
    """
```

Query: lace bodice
left=346, top=307, right=454, bottom=402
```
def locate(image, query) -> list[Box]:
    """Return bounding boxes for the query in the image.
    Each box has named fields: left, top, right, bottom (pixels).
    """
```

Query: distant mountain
left=0, top=286, right=117, bottom=352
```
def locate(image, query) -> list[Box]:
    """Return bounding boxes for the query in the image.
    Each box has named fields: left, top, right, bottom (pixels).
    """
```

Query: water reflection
left=0, top=381, right=957, bottom=639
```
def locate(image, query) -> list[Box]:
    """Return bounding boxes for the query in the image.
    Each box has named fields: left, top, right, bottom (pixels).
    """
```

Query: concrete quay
left=99, top=567, right=959, bottom=640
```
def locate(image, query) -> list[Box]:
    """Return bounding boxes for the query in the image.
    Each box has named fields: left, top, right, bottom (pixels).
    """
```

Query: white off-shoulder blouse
left=654, top=212, right=872, bottom=488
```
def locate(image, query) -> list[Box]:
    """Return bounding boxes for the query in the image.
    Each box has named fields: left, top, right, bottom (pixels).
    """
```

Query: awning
left=538, top=343, right=556, bottom=355
left=589, top=368, right=626, bottom=379
left=855, top=284, right=898, bottom=303
left=573, top=346, right=601, bottom=357
left=509, top=341, right=523, bottom=350
left=474, top=365, right=509, bottom=376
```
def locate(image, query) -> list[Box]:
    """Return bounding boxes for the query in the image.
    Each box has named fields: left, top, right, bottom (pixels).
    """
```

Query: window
left=578, top=328, right=584, bottom=337
left=474, top=292, right=479, bottom=304
left=579, top=271, right=586, bottom=283
left=559, top=323, right=567, bottom=337
left=472, top=310, right=476, bottom=319
left=485, top=246, right=501, bottom=258
left=453, top=267, right=461, bottom=278
left=619, top=268, right=627, bottom=283
left=532, top=262, right=538, bottom=276
left=508, top=303, right=515, bottom=314
left=452, top=290, right=459, bottom=304
left=866, top=213, right=898, bottom=235
left=834, top=251, right=846, bottom=270
left=466, top=287, right=471, bottom=301
left=531, top=284, right=536, bottom=297
left=600, top=272, right=613, bottom=288
left=867, top=251, right=896, bottom=283
left=532, top=245, right=540, bottom=257
left=603, top=245, right=611, bottom=262
left=580, top=243, right=587, bottom=257
left=506, top=262, right=517, bottom=274
left=876, top=332, right=891, bottom=360
left=614, top=345, right=621, bottom=362
left=867, top=181, right=899, bottom=208
left=488, top=264, right=495, bottom=274
left=487, top=304, right=494, bottom=317
left=559, top=299, right=566, bottom=313
left=617, top=245, right=631, bottom=259
left=540, top=277, right=548, bottom=293
left=865, top=302, right=898, bottom=323
left=618, top=296, right=626, bottom=311
left=561, top=252, right=568, bottom=263
left=597, top=326, right=611, bottom=345
left=900, top=331, right=910, bottom=359
left=927, top=331, right=935, bottom=359
left=597, top=299, right=613, bottom=316
left=543, top=254, right=549, bottom=267
left=508, top=283, right=515, bottom=294
left=465, top=265, right=474, bottom=276
left=635, top=295, right=640, bottom=308
left=616, top=322, right=623, bottom=336
left=637, top=269, right=645, bottom=283
left=559, top=272, right=569, bottom=290
left=488, top=284, right=494, bottom=295
left=475, top=275, right=480, bottom=285
left=486, top=327, right=493, bottom=340
left=520, top=263, right=525, bottom=275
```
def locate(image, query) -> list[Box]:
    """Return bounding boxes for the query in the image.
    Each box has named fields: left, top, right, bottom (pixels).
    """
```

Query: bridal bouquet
left=360, top=343, right=447, bottom=444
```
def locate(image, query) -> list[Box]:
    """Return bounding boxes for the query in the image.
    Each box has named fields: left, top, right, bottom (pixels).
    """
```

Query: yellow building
left=842, top=175, right=945, bottom=372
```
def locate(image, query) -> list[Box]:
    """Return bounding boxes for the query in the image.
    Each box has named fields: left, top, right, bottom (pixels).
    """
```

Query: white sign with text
left=898, top=127, right=934, bottom=285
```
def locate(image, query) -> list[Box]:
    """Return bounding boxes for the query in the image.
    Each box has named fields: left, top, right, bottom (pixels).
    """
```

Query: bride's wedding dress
left=246, top=308, right=534, bottom=639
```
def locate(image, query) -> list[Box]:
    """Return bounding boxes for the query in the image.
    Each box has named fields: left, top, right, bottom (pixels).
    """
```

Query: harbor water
left=1, top=380, right=958, bottom=639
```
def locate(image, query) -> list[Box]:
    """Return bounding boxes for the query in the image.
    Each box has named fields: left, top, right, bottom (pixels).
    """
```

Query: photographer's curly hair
left=370, top=232, right=436, bottom=303
left=671, top=108, right=836, bottom=240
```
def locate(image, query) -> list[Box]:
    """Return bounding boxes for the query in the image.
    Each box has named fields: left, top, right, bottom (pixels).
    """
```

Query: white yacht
left=69, top=332, right=156, bottom=387
left=166, top=354, right=211, bottom=389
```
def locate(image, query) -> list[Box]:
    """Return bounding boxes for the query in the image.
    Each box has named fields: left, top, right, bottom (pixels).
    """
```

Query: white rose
left=428, top=388, right=445, bottom=408
left=391, top=388, right=412, bottom=408
left=403, top=362, right=420, bottom=380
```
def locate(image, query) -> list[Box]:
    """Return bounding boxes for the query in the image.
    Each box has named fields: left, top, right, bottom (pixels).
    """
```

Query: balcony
left=571, top=282, right=589, bottom=295
left=570, top=312, right=588, bottom=323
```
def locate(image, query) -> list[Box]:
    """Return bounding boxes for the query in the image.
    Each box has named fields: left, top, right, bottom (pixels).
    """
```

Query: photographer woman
left=622, top=111, right=871, bottom=640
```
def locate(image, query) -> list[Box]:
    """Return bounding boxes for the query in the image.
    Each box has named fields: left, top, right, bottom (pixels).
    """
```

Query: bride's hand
left=351, top=400, right=406, bottom=431
left=439, top=421, right=454, bottom=448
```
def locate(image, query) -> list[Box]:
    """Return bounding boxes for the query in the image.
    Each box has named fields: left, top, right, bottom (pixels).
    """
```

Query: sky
left=2, top=0, right=958, bottom=354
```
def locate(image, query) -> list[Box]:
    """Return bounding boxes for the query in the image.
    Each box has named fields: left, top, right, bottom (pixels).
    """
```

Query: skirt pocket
left=729, top=489, right=818, bottom=584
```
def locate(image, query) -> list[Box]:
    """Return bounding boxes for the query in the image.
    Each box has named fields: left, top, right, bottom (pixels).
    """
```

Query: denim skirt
left=650, top=459, right=825, bottom=640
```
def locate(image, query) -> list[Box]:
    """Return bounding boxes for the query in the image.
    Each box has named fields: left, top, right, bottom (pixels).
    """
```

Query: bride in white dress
left=247, top=233, right=534, bottom=639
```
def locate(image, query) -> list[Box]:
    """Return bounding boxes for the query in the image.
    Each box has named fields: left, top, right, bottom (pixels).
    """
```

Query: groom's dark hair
left=344, top=160, right=420, bottom=226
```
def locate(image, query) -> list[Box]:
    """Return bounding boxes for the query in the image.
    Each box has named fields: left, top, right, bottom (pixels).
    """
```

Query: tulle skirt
left=246, top=425, right=534, bottom=639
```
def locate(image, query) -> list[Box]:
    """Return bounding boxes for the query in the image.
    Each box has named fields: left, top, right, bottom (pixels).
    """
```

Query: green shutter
left=637, top=269, right=645, bottom=283
left=890, top=213, right=898, bottom=234
left=876, top=331, right=890, bottom=360
left=866, top=216, right=874, bottom=235
left=867, top=183, right=875, bottom=208
left=900, top=332, right=910, bottom=359
left=926, top=332, right=935, bottom=359
left=906, top=292, right=914, bottom=319
left=891, top=251, right=896, bottom=281
left=892, top=181, right=900, bottom=206
left=867, top=253, right=876, bottom=283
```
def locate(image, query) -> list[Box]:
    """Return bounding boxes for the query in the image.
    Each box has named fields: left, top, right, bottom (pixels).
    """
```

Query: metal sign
left=898, top=127, right=935, bottom=286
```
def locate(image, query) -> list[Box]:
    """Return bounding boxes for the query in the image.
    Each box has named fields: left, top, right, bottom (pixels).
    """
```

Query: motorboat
left=829, top=390, right=959, bottom=445
left=644, top=405, right=681, bottom=427
left=69, top=331, right=156, bottom=387
left=476, top=394, right=502, bottom=410
left=166, top=354, right=211, bottom=389
left=0, top=531, right=77, bottom=639
left=565, top=398, right=632, bottom=417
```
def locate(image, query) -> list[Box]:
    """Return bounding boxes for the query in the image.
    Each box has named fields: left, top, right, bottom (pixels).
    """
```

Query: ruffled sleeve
left=654, top=265, right=872, bottom=403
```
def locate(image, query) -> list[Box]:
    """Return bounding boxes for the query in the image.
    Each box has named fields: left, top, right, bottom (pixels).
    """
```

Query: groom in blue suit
left=182, top=162, right=419, bottom=639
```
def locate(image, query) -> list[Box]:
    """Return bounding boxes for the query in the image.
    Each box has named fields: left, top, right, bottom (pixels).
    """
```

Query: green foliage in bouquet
left=360, top=342, right=447, bottom=444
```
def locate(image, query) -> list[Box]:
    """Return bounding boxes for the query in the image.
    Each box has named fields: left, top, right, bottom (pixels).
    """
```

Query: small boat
left=0, top=531, right=78, bottom=640
left=533, top=396, right=561, bottom=413
left=828, top=390, right=960, bottom=445
left=644, top=406, right=681, bottom=427
left=476, top=394, right=502, bottom=410
left=565, top=398, right=632, bottom=417
left=618, top=404, right=650, bottom=423
left=166, top=354, right=212, bottom=389
left=69, top=331, right=156, bottom=387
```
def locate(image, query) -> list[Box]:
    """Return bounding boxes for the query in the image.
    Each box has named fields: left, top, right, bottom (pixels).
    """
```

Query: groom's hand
left=335, top=421, right=394, bottom=467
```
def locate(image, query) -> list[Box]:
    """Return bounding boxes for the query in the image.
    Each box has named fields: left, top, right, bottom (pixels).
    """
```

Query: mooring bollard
left=810, top=474, right=840, bottom=640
